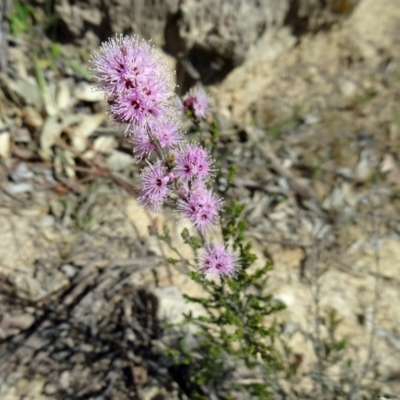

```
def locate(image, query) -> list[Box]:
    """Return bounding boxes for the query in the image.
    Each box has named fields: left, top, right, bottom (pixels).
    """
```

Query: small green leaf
left=61, top=57, right=92, bottom=80
left=181, top=227, right=190, bottom=240
left=33, top=56, right=47, bottom=94
left=50, top=43, right=62, bottom=60
left=9, top=1, right=31, bottom=37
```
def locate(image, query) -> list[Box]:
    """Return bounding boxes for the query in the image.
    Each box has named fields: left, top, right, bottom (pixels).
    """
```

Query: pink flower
left=199, top=243, right=239, bottom=278
left=182, top=86, right=210, bottom=119
left=177, top=183, right=221, bottom=233
left=132, top=121, right=182, bottom=160
left=91, top=35, right=159, bottom=97
left=173, top=144, right=213, bottom=182
left=153, top=120, right=182, bottom=149
left=90, top=35, right=175, bottom=130
left=132, top=126, right=157, bottom=160
left=138, top=161, right=173, bottom=212
left=109, top=75, right=173, bottom=129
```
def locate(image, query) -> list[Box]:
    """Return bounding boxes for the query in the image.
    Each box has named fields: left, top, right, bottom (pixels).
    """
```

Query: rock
left=177, top=0, right=289, bottom=70
left=106, top=150, right=135, bottom=171
left=210, top=0, right=400, bottom=129
left=153, top=286, right=204, bottom=325
left=61, top=264, right=77, bottom=278
left=52, top=0, right=358, bottom=90
left=59, top=370, right=71, bottom=390
left=44, top=382, right=58, bottom=395
left=6, top=183, right=33, bottom=195
left=55, top=0, right=85, bottom=37
left=176, top=0, right=359, bottom=86
left=40, top=215, right=55, bottom=227
left=355, top=147, right=378, bottom=182
left=338, top=77, right=358, bottom=98
left=9, top=163, right=35, bottom=182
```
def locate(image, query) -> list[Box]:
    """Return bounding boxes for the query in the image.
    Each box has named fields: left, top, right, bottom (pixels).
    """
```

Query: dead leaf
left=0, top=132, right=11, bottom=159
left=56, top=80, right=72, bottom=111
left=42, top=82, right=58, bottom=116
left=93, top=136, right=117, bottom=154
left=21, top=107, right=44, bottom=129
left=5, top=78, right=42, bottom=106
left=70, top=113, right=105, bottom=152
left=61, top=149, right=76, bottom=178
left=40, top=114, right=82, bottom=160
left=74, top=82, right=102, bottom=102
left=381, top=153, right=399, bottom=173
left=51, top=184, right=70, bottom=195
left=107, top=151, right=134, bottom=171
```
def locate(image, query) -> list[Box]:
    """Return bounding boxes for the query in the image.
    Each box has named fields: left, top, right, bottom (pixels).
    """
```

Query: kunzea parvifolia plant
left=90, top=35, right=285, bottom=399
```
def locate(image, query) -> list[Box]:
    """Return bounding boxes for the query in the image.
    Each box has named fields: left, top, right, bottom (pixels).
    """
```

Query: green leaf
left=181, top=227, right=190, bottom=240
left=33, top=56, right=47, bottom=94
left=50, top=43, right=62, bottom=60
left=61, top=57, right=92, bottom=80
left=9, top=1, right=31, bottom=37
left=227, top=165, right=236, bottom=185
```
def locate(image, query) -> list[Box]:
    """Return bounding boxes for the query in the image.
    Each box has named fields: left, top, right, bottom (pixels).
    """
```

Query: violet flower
left=199, top=243, right=239, bottom=278
left=182, top=86, right=210, bottom=119
left=92, top=35, right=239, bottom=279
left=138, top=161, right=173, bottom=212
left=153, top=120, right=182, bottom=149
left=177, top=183, right=222, bottom=233
left=173, top=143, right=213, bottom=182
left=132, top=126, right=157, bottom=160
left=90, top=35, right=175, bottom=131
left=133, top=120, right=182, bottom=160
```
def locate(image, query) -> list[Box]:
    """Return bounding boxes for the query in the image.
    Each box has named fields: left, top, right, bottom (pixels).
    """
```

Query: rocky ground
left=0, top=0, right=399, bottom=399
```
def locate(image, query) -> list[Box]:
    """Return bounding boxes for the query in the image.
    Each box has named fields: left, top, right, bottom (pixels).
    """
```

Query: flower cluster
left=173, top=144, right=213, bottom=182
left=199, top=243, right=239, bottom=278
left=91, top=35, right=238, bottom=278
left=182, top=86, right=210, bottom=119
left=90, top=35, right=175, bottom=132
left=177, top=181, right=222, bottom=234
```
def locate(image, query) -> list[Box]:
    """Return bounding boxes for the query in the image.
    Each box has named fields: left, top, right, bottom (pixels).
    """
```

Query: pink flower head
left=177, top=183, right=221, bottom=233
left=138, top=161, right=173, bottom=212
left=109, top=74, right=173, bottom=129
left=174, top=144, right=213, bottom=182
left=153, top=120, right=182, bottom=149
left=132, top=126, right=157, bottom=160
left=199, top=243, right=239, bottom=278
left=90, top=35, right=156, bottom=96
left=132, top=120, right=182, bottom=160
left=182, top=86, right=210, bottom=119
left=90, top=35, right=175, bottom=130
